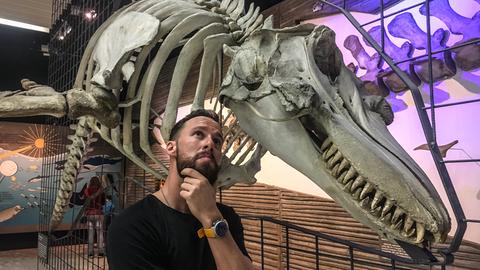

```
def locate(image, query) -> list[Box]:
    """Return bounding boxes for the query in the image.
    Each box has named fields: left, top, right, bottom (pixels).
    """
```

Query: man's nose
left=202, top=135, right=216, bottom=150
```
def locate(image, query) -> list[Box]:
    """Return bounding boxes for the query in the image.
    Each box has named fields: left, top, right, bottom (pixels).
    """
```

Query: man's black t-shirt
left=106, top=194, right=249, bottom=270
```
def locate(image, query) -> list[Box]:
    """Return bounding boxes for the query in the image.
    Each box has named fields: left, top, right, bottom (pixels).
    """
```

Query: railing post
left=391, top=258, right=396, bottom=270
left=315, top=235, right=319, bottom=270
left=349, top=246, right=354, bottom=270
left=261, top=219, right=264, bottom=270
left=286, top=227, right=290, bottom=270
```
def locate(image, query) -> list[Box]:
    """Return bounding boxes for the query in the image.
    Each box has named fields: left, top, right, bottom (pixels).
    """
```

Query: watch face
left=214, top=220, right=229, bottom=237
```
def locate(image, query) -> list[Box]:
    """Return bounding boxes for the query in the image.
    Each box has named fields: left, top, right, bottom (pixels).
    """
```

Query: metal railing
left=242, top=215, right=447, bottom=269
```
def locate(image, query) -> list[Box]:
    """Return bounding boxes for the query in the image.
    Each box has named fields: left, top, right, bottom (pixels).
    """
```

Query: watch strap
left=197, top=227, right=216, bottom=238
left=197, top=219, right=228, bottom=238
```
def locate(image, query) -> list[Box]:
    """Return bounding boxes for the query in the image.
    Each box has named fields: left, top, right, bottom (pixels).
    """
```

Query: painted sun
left=18, top=125, right=60, bottom=158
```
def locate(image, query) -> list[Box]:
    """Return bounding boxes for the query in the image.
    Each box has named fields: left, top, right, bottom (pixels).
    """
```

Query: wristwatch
left=197, top=219, right=229, bottom=238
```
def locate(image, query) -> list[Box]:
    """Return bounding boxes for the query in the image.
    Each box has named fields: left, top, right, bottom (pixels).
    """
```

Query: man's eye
left=193, top=131, right=203, bottom=137
left=213, top=138, right=223, bottom=147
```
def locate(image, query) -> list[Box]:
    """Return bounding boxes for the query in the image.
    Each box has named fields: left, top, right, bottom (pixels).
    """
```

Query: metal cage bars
left=318, top=0, right=480, bottom=264
left=39, top=0, right=123, bottom=269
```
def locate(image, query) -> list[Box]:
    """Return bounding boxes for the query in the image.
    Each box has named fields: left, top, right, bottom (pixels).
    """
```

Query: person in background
left=103, top=194, right=115, bottom=231
left=84, top=176, right=106, bottom=257
left=102, top=173, right=120, bottom=216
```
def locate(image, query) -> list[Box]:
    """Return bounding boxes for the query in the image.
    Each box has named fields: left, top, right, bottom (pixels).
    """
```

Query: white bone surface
left=91, top=12, right=160, bottom=88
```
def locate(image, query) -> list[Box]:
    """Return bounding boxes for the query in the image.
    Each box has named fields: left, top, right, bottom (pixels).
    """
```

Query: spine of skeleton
left=49, top=117, right=93, bottom=232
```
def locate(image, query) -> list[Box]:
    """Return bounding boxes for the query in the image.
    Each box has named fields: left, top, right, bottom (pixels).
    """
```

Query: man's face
left=175, top=116, right=223, bottom=185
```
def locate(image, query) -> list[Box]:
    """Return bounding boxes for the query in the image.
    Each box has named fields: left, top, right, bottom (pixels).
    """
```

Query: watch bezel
left=213, top=219, right=229, bottom=237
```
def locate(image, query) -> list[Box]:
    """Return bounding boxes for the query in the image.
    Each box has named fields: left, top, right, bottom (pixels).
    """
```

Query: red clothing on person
left=84, top=186, right=105, bottom=216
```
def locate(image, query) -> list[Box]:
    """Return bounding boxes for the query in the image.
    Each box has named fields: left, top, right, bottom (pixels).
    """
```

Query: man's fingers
left=180, top=181, right=193, bottom=192
left=180, top=168, right=206, bottom=180
left=183, top=176, right=207, bottom=187
left=179, top=190, right=189, bottom=199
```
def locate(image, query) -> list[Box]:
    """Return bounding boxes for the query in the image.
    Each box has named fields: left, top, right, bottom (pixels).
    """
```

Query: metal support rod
left=424, top=98, right=480, bottom=110
left=391, top=259, right=396, bottom=270
left=443, top=159, right=480, bottom=163
left=464, top=219, right=480, bottom=223
left=395, top=38, right=480, bottom=65
left=380, top=0, right=385, bottom=53
left=425, top=0, right=436, bottom=143
left=318, top=0, right=466, bottom=257
left=360, top=1, right=427, bottom=27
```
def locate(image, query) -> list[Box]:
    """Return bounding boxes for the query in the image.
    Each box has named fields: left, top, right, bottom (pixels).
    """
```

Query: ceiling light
left=0, top=18, right=49, bottom=33
left=85, top=10, right=97, bottom=21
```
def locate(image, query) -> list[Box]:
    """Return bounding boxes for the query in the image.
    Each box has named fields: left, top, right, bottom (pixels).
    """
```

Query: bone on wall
left=342, top=1, right=479, bottom=98
left=388, top=12, right=456, bottom=83
left=419, top=0, right=480, bottom=71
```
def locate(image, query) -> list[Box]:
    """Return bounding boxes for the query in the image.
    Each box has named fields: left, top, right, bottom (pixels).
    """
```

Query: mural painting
left=0, top=122, right=122, bottom=233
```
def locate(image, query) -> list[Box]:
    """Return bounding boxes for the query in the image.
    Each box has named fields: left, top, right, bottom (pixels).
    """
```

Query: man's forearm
left=208, top=233, right=255, bottom=270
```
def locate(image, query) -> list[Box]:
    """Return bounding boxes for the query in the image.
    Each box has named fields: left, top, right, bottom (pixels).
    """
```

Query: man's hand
left=180, top=168, right=222, bottom=227
left=179, top=169, right=255, bottom=270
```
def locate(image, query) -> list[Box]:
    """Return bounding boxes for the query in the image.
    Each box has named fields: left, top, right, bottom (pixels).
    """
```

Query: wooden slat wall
left=262, top=0, right=317, bottom=28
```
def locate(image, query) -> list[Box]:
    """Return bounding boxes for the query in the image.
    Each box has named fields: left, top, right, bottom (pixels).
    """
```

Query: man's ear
left=166, top=141, right=176, bottom=157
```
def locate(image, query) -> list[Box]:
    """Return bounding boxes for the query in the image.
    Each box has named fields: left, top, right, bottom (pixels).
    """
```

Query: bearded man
left=107, top=110, right=254, bottom=270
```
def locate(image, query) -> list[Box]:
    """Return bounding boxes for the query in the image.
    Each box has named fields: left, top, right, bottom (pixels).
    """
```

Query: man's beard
left=176, top=146, right=219, bottom=185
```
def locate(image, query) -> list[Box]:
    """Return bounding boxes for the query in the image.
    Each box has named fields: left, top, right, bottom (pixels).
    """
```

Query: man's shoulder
left=217, top=202, right=239, bottom=218
left=111, top=195, right=158, bottom=227
left=217, top=202, right=233, bottom=210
